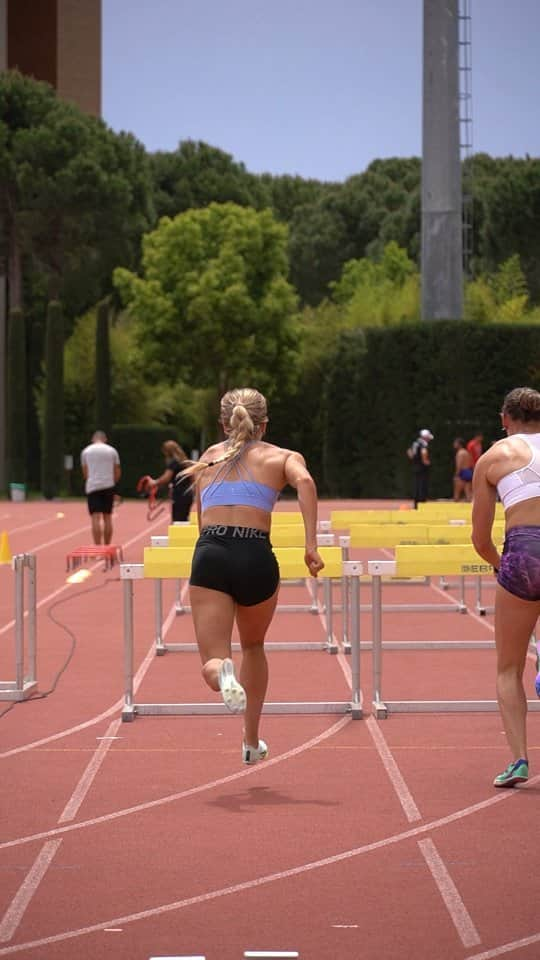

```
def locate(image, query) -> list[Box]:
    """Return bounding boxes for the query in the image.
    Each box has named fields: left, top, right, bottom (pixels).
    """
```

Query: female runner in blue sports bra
left=181, top=387, right=325, bottom=765
left=472, top=386, right=540, bottom=789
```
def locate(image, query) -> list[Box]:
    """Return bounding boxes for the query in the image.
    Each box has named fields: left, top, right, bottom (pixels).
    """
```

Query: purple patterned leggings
left=498, top=526, right=540, bottom=601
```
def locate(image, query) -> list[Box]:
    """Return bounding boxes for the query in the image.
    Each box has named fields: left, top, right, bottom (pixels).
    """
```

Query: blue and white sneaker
left=242, top=739, right=268, bottom=765
left=493, top=758, right=529, bottom=788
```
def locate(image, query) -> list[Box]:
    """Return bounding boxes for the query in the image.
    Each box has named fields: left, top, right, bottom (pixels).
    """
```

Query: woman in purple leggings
left=472, top=387, right=540, bottom=788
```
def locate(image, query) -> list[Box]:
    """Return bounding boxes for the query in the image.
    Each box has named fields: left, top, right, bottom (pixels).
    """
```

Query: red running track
left=0, top=498, right=539, bottom=960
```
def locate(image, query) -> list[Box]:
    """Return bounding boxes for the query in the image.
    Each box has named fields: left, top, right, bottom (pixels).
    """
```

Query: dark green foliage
left=41, top=301, right=64, bottom=499
left=6, top=308, right=27, bottom=483
left=111, top=425, right=181, bottom=497
left=472, top=155, right=540, bottom=301
left=95, top=300, right=111, bottom=436
left=322, top=323, right=540, bottom=499
left=150, top=140, right=270, bottom=219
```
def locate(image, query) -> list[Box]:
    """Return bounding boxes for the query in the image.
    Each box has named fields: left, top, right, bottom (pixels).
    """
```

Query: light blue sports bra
left=200, top=446, right=280, bottom=513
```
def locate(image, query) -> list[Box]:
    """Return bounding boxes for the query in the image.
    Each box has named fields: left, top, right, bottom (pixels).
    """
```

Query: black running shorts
left=87, top=487, right=115, bottom=515
left=189, top=525, right=280, bottom=606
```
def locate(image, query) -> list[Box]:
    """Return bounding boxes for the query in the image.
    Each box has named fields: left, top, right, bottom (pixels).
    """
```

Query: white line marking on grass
left=418, top=838, right=481, bottom=947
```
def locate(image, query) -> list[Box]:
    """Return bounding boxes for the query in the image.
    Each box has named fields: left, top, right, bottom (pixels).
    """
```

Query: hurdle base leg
left=0, top=680, right=38, bottom=702
left=121, top=704, right=136, bottom=722
left=372, top=699, right=388, bottom=719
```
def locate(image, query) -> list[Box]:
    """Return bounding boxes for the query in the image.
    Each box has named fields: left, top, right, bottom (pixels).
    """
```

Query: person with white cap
left=408, top=428, right=434, bottom=507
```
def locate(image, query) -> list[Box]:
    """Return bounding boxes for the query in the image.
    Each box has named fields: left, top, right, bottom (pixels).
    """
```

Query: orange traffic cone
left=0, top=531, right=12, bottom=564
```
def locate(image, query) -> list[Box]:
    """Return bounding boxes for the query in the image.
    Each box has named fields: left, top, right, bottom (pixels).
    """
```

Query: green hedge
left=7, top=308, right=27, bottom=485
left=322, top=322, right=540, bottom=499
left=41, top=301, right=64, bottom=499
left=111, top=424, right=183, bottom=497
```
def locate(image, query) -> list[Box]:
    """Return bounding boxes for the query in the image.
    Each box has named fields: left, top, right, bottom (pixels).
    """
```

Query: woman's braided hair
left=181, top=388, right=268, bottom=484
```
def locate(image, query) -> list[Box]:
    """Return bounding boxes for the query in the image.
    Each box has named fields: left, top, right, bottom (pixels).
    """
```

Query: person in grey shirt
left=80, top=431, right=121, bottom=544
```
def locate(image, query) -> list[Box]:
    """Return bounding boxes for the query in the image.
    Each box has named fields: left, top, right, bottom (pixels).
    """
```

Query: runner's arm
left=471, top=453, right=500, bottom=571
left=284, top=453, right=324, bottom=576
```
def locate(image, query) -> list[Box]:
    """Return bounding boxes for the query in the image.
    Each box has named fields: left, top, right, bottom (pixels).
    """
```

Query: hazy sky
left=102, top=0, right=540, bottom=182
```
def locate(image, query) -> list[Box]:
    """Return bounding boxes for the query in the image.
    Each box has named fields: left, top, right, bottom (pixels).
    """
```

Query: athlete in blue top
left=182, top=387, right=324, bottom=765
left=472, top=386, right=540, bottom=788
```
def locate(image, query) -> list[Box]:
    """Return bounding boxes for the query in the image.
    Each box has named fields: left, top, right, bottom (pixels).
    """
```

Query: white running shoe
left=218, top=658, right=246, bottom=714
left=242, top=739, right=269, bottom=765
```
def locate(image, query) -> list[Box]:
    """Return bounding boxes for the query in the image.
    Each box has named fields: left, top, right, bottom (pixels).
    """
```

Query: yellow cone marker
left=0, top=531, right=12, bottom=564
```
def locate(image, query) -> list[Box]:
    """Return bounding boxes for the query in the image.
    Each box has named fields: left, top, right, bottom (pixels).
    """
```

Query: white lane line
left=0, top=840, right=63, bottom=943
left=0, top=599, right=172, bottom=760
left=3, top=517, right=59, bottom=536
left=0, top=585, right=179, bottom=942
left=29, top=524, right=92, bottom=554
left=467, top=931, right=540, bottom=959
left=0, top=717, right=352, bottom=852
left=418, top=838, right=481, bottom=947
left=316, top=581, right=422, bottom=824
left=0, top=512, right=169, bottom=756
left=57, top=719, right=122, bottom=823
left=0, top=511, right=166, bottom=640
left=0, top=783, right=532, bottom=958
left=365, top=715, right=422, bottom=822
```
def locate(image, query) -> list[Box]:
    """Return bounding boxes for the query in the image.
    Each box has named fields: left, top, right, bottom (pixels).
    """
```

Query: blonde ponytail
left=181, top=388, right=268, bottom=485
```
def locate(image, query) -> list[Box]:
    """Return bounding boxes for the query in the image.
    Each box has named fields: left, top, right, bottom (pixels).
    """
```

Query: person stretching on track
left=181, top=387, right=324, bottom=765
left=472, top=386, right=540, bottom=788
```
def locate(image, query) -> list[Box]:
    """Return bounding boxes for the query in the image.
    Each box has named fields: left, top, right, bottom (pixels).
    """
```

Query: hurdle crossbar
left=367, top=550, right=540, bottom=717
left=146, top=540, right=343, bottom=654
left=120, top=558, right=363, bottom=721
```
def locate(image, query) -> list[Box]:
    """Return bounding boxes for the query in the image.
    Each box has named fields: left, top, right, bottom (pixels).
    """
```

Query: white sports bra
left=497, top=434, right=540, bottom=509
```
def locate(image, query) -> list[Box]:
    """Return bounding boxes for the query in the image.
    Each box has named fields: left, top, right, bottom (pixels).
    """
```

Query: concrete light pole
left=421, top=0, right=463, bottom=320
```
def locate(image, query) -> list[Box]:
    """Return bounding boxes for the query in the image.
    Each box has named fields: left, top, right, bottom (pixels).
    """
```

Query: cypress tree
left=41, top=300, right=64, bottom=499
left=95, top=299, right=111, bottom=436
left=7, top=307, right=27, bottom=484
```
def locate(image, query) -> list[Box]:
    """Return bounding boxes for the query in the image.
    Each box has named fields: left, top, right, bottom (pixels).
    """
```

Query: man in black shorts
left=81, top=431, right=121, bottom=544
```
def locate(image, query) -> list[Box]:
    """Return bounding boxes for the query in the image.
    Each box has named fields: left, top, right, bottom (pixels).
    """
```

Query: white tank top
left=496, top=433, right=540, bottom=509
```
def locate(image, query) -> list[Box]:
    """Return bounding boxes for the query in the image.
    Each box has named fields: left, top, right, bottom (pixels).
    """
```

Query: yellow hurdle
left=270, top=526, right=308, bottom=547
left=394, top=543, right=496, bottom=577
left=427, top=523, right=504, bottom=545
left=417, top=501, right=504, bottom=518
left=332, top=503, right=505, bottom=529
left=271, top=512, right=304, bottom=525
left=346, top=522, right=504, bottom=549
left=168, top=524, right=199, bottom=545
left=348, top=523, right=429, bottom=547
left=143, top=544, right=343, bottom=580
left=331, top=510, right=394, bottom=528
left=144, top=545, right=194, bottom=578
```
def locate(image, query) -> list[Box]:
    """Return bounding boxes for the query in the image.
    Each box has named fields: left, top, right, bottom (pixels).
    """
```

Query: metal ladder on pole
left=458, top=0, right=474, bottom=279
